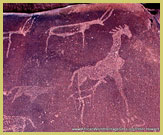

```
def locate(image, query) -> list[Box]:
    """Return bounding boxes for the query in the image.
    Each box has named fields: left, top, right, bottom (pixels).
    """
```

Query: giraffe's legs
left=111, top=71, right=130, bottom=116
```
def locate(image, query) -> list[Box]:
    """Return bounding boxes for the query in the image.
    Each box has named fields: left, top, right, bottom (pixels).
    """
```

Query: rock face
left=3, top=3, right=74, bottom=13
left=3, top=3, right=160, bottom=132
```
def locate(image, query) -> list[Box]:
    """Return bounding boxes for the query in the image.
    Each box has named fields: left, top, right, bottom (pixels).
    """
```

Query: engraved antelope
left=68, top=24, right=133, bottom=125
left=3, top=16, right=36, bottom=58
left=45, top=8, right=114, bottom=53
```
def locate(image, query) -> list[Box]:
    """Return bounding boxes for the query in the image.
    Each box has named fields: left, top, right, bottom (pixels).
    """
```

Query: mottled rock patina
left=3, top=3, right=160, bottom=132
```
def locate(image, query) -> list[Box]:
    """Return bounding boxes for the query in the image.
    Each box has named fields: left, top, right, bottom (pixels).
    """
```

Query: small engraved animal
left=45, top=8, right=114, bottom=52
left=3, top=115, right=36, bottom=132
left=3, top=16, right=36, bottom=58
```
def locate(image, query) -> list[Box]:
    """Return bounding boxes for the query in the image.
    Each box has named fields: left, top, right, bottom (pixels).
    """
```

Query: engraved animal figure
left=45, top=8, right=114, bottom=53
left=3, top=115, right=36, bottom=132
left=6, top=86, right=56, bottom=103
left=3, top=17, right=35, bottom=58
left=68, top=24, right=134, bottom=125
left=121, top=115, right=145, bottom=129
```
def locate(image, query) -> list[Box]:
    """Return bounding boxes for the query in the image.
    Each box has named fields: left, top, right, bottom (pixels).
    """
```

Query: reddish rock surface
left=3, top=3, right=160, bottom=132
left=3, top=3, right=74, bottom=13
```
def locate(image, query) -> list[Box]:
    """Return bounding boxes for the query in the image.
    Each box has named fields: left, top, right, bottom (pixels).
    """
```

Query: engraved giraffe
left=45, top=8, right=114, bottom=53
left=3, top=16, right=36, bottom=58
left=67, top=24, right=143, bottom=126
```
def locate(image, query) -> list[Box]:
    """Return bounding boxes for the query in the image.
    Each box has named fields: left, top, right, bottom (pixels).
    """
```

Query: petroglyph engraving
left=9, top=86, right=56, bottom=103
left=67, top=24, right=143, bottom=126
left=3, top=115, right=36, bottom=132
left=45, top=8, right=114, bottom=53
left=3, top=17, right=35, bottom=58
left=121, top=115, right=145, bottom=129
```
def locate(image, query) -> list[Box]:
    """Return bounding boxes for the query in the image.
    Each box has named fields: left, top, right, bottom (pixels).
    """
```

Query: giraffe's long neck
left=110, top=32, right=122, bottom=57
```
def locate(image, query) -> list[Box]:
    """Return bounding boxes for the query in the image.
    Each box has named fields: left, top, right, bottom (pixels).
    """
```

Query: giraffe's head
left=109, top=24, right=132, bottom=39
left=122, top=24, right=132, bottom=39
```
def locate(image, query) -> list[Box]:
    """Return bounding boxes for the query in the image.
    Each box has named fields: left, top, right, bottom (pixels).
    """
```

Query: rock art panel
left=3, top=3, right=160, bottom=132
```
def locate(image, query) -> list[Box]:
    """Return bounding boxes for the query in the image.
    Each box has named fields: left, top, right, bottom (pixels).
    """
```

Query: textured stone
left=3, top=3, right=160, bottom=132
